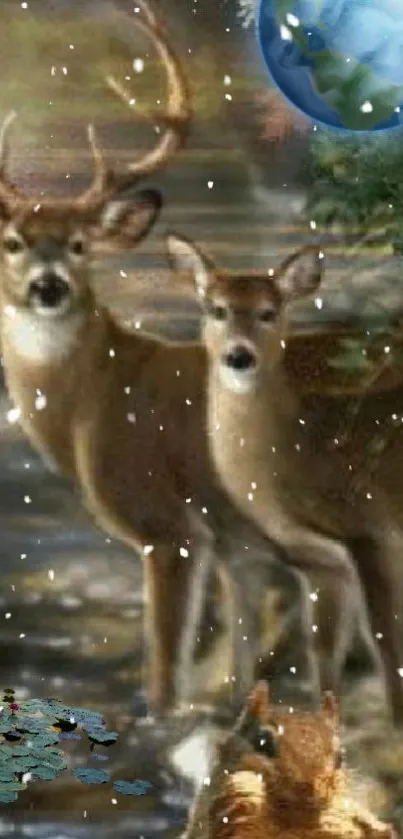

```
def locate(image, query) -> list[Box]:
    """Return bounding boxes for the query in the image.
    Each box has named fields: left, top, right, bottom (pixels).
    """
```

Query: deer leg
left=283, top=528, right=361, bottom=700
left=216, top=558, right=262, bottom=707
left=143, top=536, right=213, bottom=713
left=314, top=563, right=373, bottom=697
left=348, top=533, right=403, bottom=726
left=263, top=565, right=320, bottom=706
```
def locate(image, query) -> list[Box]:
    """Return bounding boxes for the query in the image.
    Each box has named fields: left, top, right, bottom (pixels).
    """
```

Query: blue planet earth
left=258, top=0, right=403, bottom=131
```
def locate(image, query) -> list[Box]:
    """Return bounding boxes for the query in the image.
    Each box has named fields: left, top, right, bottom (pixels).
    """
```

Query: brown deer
left=182, top=681, right=395, bottom=839
left=0, top=3, right=324, bottom=714
left=166, top=233, right=403, bottom=724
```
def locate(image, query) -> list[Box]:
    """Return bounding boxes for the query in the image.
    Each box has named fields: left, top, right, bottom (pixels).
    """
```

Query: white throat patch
left=219, top=363, right=257, bottom=395
left=2, top=306, right=85, bottom=364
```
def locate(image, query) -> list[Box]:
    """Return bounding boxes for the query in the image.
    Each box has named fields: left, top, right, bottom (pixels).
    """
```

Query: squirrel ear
left=245, top=681, right=271, bottom=724
left=320, top=692, right=339, bottom=726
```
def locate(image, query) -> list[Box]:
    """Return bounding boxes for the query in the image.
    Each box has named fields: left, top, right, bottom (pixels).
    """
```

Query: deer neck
left=0, top=302, right=112, bottom=477
left=207, top=357, right=297, bottom=532
left=208, top=358, right=294, bottom=473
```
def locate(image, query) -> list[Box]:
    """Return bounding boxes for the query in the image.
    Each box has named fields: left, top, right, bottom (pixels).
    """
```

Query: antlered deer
left=0, top=3, right=321, bottom=713
left=166, top=233, right=403, bottom=724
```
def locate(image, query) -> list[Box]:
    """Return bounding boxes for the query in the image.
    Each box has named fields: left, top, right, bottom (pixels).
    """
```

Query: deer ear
left=165, top=232, right=214, bottom=300
left=275, top=246, right=324, bottom=302
left=92, top=188, right=162, bottom=251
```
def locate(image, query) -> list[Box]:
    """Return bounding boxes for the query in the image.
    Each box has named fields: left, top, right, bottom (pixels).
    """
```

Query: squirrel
left=182, top=682, right=395, bottom=839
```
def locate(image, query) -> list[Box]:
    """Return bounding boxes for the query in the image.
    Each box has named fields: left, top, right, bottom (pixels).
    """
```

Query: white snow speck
left=48, top=569, right=55, bottom=582
left=127, top=412, right=136, bottom=424
left=280, top=24, right=293, bottom=40
left=143, top=545, right=154, bottom=555
left=314, top=297, right=323, bottom=310
left=223, top=75, right=232, bottom=86
left=180, top=547, right=189, bottom=558
left=24, top=495, right=32, bottom=505
left=7, top=407, right=21, bottom=424
left=286, top=12, right=300, bottom=26
left=310, top=591, right=318, bottom=602
left=360, top=100, right=373, bottom=113
left=133, top=58, right=144, bottom=73
left=35, top=394, right=47, bottom=411
left=207, top=180, right=214, bottom=189
left=109, top=349, right=115, bottom=358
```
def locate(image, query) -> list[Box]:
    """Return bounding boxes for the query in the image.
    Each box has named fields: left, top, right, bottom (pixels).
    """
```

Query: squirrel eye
left=211, top=303, right=227, bottom=321
left=253, top=726, right=278, bottom=758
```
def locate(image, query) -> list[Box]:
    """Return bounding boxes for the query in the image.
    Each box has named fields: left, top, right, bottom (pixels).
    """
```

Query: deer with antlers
left=166, top=233, right=403, bottom=725
left=0, top=2, right=324, bottom=713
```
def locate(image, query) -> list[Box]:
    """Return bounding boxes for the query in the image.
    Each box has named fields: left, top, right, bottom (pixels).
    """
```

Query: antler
left=0, top=110, right=27, bottom=208
left=0, top=0, right=191, bottom=213
left=78, top=0, right=191, bottom=210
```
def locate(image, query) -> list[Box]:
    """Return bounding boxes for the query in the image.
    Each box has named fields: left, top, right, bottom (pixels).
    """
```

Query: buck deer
left=182, top=681, right=394, bottom=839
left=166, top=233, right=403, bottom=725
left=0, top=2, right=323, bottom=713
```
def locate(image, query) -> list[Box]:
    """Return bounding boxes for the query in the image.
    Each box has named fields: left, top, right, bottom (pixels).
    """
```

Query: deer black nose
left=225, top=346, right=256, bottom=371
left=29, top=274, right=69, bottom=309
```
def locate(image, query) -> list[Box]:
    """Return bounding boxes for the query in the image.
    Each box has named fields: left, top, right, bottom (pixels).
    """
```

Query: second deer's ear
left=165, top=232, right=215, bottom=300
left=275, top=246, right=324, bottom=302
left=91, top=188, right=162, bottom=251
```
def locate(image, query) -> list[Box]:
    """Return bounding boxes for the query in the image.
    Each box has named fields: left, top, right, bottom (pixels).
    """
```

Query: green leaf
left=73, top=767, right=110, bottom=785
left=0, top=782, right=26, bottom=791
left=0, top=790, right=18, bottom=803
left=31, top=765, right=57, bottom=781
left=0, top=767, right=17, bottom=783
left=8, top=757, right=41, bottom=773
left=113, top=780, right=153, bottom=796
left=87, top=728, right=118, bottom=745
left=29, top=733, right=59, bottom=748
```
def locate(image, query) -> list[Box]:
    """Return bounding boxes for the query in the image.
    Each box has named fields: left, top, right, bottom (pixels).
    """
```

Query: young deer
left=166, top=234, right=403, bottom=725
left=183, top=681, right=394, bottom=839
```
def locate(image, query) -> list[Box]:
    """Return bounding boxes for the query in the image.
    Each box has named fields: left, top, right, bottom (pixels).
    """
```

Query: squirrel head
left=217, top=682, right=343, bottom=814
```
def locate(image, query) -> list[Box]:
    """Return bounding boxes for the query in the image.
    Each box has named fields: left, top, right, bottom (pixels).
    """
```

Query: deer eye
left=69, top=237, right=86, bottom=256
left=3, top=236, right=24, bottom=255
left=258, top=308, right=275, bottom=324
left=253, top=726, right=278, bottom=758
left=210, top=303, right=228, bottom=321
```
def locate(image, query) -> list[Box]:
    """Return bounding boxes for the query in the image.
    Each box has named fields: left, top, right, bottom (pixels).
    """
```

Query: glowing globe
left=258, top=0, right=403, bottom=131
